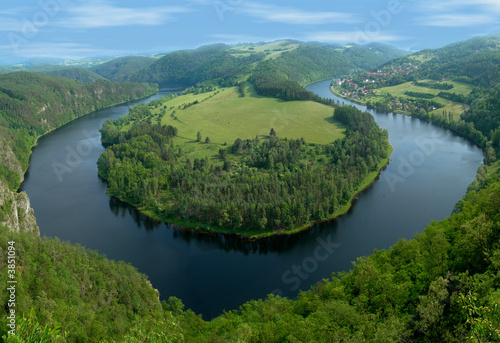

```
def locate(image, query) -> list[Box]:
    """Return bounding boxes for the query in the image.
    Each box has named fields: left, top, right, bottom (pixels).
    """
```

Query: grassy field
left=230, top=40, right=299, bottom=60
left=430, top=102, right=470, bottom=121
left=370, top=80, right=473, bottom=114
left=408, top=53, right=434, bottom=63
left=373, top=80, right=473, bottom=98
left=153, top=85, right=344, bottom=161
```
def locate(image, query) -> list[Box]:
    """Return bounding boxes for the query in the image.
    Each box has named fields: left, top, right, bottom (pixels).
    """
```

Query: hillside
left=43, top=68, right=106, bottom=83
left=334, top=36, right=500, bottom=161
left=126, top=44, right=264, bottom=85
left=364, top=42, right=411, bottom=60
left=375, top=36, right=500, bottom=87
left=90, top=56, right=157, bottom=82
left=0, top=72, right=158, bottom=191
left=125, top=41, right=408, bottom=88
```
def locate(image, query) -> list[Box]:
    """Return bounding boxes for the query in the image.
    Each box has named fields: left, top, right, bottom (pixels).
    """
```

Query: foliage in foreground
left=0, top=226, right=166, bottom=342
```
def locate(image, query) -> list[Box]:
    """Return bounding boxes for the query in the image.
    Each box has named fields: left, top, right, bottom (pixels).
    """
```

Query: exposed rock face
left=0, top=135, right=39, bottom=234
left=0, top=181, right=39, bottom=235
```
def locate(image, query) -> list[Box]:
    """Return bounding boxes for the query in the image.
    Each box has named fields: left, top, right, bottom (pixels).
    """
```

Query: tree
left=205, top=136, right=211, bottom=144
left=219, top=148, right=227, bottom=160
left=196, top=131, right=202, bottom=142
left=270, top=128, right=276, bottom=136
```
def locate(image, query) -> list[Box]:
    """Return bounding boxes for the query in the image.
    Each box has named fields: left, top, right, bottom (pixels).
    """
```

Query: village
left=333, top=62, right=420, bottom=99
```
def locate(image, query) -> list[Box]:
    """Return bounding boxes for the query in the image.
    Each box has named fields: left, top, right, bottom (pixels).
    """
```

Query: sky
left=1, top=0, right=500, bottom=63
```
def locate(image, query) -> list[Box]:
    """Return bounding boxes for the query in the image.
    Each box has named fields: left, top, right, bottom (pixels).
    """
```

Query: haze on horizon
left=0, top=0, right=500, bottom=63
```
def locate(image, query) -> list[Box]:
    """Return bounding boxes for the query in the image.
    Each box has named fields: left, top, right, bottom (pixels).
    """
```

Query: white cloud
left=0, top=7, right=34, bottom=16
left=238, top=3, right=358, bottom=25
left=414, top=0, right=500, bottom=26
left=59, top=2, right=191, bottom=29
left=418, top=14, right=496, bottom=27
left=416, top=0, right=500, bottom=13
left=0, top=18, right=22, bottom=31
left=0, top=42, right=129, bottom=59
left=306, top=31, right=407, bottom=44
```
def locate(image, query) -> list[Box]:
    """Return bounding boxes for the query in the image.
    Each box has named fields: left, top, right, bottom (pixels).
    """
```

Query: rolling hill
left=43, top=67, right=106, bottom=83
left=90, top=56, right=157, bottom=81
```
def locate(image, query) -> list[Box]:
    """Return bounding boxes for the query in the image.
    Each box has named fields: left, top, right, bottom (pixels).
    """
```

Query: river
left=20, top=80, right=483, bottom=319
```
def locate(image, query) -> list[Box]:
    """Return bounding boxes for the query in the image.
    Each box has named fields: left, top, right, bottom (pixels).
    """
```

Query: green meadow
left=153, top=84, right=345, bottom=161
left=230, top=40, right=299, bottom=60
left=373, top=80, right=473, bottom=98
left=368, top=80, right=473, bottom=116
left=430, top=102, right=470, bottom=121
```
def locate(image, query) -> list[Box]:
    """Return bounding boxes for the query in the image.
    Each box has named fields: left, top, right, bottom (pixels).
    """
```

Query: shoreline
left=106, top=145, right=393, bottom=241
left=329, top=85, right=487, bottom=151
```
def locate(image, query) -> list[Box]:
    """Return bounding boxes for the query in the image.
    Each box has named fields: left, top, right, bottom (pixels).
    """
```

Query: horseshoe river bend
left=20, top=79, right=483, bottom=319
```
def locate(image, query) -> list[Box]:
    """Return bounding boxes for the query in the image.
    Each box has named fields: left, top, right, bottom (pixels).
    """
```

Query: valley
left=0, top=36, right=499, bottom=342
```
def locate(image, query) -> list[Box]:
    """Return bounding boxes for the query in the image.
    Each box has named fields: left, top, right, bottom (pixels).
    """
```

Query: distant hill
left=0, top=66, right=14, bottom=74
left=90, top=56, right=157, bottom=81
left=126, top=41, right=408, bottom=88
left=249, top=42, right=409, bottom=101
left=363, top=42, right=411, bottom=60
left=377, top=36, right=500, bottom=87
left=43, top=67, right=106, bottom=83
left=126, top=44, right=264, bottom=85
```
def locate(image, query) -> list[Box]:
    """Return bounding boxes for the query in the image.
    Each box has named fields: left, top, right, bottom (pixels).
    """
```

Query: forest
left=43, top=68, right=106, bottom=84
left=97, top=105, right=390, bottom=235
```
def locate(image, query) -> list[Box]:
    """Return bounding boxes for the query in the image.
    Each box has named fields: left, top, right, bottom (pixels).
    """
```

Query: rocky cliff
left=0, top=180, right=39, bottom=235
left=0, top=138, right=39, bottom=234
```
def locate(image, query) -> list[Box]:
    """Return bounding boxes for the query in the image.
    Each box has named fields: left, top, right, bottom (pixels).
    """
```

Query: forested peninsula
left=98, top=100, right=391, bottom=237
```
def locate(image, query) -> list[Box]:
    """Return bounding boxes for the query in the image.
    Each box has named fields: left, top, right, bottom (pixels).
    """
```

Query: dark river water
left=20, top=80, right=483, bottom=319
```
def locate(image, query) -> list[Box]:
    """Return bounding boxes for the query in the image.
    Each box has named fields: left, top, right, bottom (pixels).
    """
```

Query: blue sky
left=1, top=0, right=500, bottom=63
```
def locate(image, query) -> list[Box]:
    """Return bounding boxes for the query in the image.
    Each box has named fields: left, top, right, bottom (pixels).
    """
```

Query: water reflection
left=109, top=197, right=162, bottom=232
left=164, top=215, right=341, bottom=255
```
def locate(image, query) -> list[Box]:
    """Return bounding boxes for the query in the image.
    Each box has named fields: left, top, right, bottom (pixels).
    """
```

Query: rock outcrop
left=0, top=181, right=39, bottom=235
